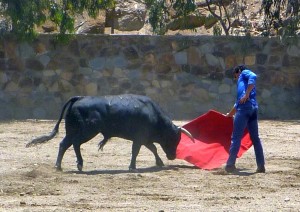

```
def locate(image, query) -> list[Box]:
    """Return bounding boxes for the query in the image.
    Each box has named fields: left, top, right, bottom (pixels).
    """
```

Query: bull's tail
left=26, top=96, right=83, bottom=147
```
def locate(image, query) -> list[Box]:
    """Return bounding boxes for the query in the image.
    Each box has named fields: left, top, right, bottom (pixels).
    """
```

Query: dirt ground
left=0, top=119, right=299, bottom=211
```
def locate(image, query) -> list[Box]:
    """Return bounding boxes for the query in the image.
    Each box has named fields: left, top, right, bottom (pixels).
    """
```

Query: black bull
left=26, top=94, right=193, bottom=171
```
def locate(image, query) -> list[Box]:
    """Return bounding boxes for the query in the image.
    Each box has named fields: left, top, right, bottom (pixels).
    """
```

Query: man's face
left=234, top=72, right=241, bottom=81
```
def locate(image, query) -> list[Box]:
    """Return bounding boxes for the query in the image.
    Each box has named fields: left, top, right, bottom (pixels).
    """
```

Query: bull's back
left=66, top=95, right=161, bottom=140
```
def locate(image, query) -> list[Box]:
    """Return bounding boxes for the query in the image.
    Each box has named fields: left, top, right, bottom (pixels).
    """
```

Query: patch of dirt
left=0, top=119, right=299, bottom=211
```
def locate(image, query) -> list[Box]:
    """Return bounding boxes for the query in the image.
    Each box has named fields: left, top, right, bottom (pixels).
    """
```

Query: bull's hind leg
left=55, top=136, right=73, bottom=171
left=73, top=131, right=99, bottom=171
left=145, top=143, right=164, bottom=167
left=73, top=143, right=84, bottom=171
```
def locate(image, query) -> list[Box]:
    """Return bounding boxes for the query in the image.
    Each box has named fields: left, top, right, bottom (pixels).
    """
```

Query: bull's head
left=161, top=125, right=194, bottom=160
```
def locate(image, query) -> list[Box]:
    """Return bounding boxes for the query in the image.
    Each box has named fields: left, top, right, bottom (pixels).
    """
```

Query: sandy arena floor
left=0, top=119, right=299, bottom=211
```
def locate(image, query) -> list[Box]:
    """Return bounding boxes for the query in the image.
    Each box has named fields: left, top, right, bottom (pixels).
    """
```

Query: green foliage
left=213, top=25, right=222, bottom=36
left=173, top=0, right=196, bottom=17
left=0, top=0, right=115, bottom=43
left=261, top=0, right=300, bottom=37
left=173, top=0, right=197, bottom=30
left=147, top=0, right=248, bottom=36
left=280, top=16, right=299, bottom=45
left=0, top=0, right=49, bottom=41
left=148, top=0, right=197, bottom=35
left=147, top=0, right=299, bottom=37
left=148, top=0, right=169, bottom=35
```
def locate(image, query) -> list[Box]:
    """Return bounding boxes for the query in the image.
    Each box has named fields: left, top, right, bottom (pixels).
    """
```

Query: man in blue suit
left=225, top=65, right=265, bottom=173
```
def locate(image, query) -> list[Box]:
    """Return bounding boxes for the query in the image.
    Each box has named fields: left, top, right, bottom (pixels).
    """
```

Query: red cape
left=176, top=110, right=252, bottom=170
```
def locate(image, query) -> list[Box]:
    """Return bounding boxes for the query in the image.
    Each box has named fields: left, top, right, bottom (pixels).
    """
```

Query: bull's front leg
left=145, top=143, right=164, bottom=167
left=98, top=137, right=108, bottom=151
left=129, top=142, right=142, bottom=171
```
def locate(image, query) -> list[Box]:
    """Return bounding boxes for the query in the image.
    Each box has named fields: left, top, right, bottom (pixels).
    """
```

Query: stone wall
left=0, top=35, right=299, bottom=120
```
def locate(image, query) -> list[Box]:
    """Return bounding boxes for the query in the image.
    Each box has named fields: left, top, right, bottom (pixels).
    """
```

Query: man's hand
left=239, top=84, right=254, bottom=104
left=239, top=95, right=249, bottom=104
left=224, top=112, right=234, bottom=118
left=224, top=107, right=236, bottom=118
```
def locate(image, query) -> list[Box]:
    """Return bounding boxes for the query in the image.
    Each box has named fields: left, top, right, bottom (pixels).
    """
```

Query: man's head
left=233, top=64, right=247, bottom=80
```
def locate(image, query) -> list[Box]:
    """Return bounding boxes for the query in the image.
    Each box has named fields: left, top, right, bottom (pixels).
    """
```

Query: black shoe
left=256, top=166, right=266, bottom=173
left=225, top=165, right=237, bottom=173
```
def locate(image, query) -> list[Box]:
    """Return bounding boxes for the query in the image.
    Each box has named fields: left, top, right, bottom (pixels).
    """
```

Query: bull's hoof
left=156, top=160, right=165, bottom=167
left=55, top=166, right=62, bottom=172
left=98, top=143, right=104, bottom=151
left=77, top=164, right=83, bottom=172
left=129, top=167, right=138, bottom=173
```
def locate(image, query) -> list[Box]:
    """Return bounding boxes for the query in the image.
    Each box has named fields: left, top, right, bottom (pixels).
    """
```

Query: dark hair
left=233, top=64, right=247, bottom=74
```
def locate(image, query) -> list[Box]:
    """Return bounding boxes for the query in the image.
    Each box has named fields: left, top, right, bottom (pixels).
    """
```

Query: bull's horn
left=179, top=127, right=195, bottom=143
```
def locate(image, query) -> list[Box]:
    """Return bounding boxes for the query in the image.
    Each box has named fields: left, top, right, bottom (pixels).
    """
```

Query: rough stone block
left=245, top=55, right=256, bottom=65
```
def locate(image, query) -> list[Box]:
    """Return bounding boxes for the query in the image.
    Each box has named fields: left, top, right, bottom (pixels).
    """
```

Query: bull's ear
left=178, top=127, right=195, bottom=143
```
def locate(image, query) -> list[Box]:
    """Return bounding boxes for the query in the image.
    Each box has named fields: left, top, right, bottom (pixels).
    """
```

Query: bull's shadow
left=66, top=164, right=198, bottom=175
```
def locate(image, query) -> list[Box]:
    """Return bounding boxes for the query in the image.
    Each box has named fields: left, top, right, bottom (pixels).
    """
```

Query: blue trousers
left=226, top=106, right=265, bottom=168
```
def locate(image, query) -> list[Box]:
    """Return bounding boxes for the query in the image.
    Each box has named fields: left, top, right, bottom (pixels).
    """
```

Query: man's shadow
left=211, top=168, right=256, bottom=176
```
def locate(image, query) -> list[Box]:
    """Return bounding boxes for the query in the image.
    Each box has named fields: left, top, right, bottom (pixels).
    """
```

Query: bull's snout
left=167, top=154, right=176, bottom=160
